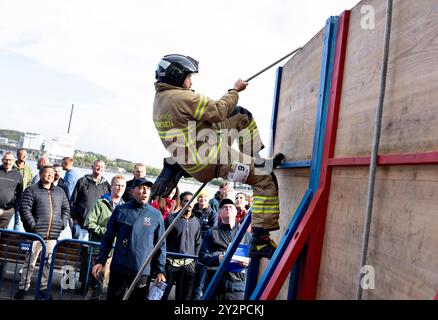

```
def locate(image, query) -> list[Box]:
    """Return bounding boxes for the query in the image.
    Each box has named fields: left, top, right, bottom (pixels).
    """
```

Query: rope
left=356, top=0, right=393, bottom=300
left=245, top=47, right=302, bottom=82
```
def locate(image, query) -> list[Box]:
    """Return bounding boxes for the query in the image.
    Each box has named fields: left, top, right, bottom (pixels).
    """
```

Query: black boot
left=254, top=153, right=285, bottom=171
left=14, top=289, right=28, bottom=300
left=250, top=227, right=277, bottom=259
left=150, top=158, right=191, bottom=200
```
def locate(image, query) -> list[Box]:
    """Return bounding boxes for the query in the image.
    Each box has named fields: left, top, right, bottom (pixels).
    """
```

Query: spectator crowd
left=0, top=149, right=253, bottom=301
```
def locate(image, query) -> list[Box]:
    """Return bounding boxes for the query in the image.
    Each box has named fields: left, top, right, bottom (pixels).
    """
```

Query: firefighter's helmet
left=155, top=54, right=199, bottom=87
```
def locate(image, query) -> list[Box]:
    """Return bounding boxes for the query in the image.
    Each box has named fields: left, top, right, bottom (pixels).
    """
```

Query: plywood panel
left=317, top=166, right=438, bottom=299
left=273, top=168, right=310, bottom=299
left=273, top=30, right=323, bottom=162
left=334, top=0, right=438, bottom=157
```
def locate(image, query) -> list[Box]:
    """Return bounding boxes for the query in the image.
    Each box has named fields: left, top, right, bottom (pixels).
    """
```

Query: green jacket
left=84, top=194, right=119, bottom=255
left=15, top=162, right=33, bottom=189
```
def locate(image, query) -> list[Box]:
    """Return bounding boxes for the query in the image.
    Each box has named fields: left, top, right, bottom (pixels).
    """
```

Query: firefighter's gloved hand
left=151, top=158, right=191, bottom=199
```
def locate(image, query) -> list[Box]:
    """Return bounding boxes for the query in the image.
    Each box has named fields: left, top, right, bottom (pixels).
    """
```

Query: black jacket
left=208, top=191, right=222, bottom=213
left=56, top=178, right=70, bottom=201
left=165, top=211, right=202, bottom=256
left=199, top=223, right=250, bottom=293
left=70, top=174, right=111, bottom=227
left=122, top=178, right=136, bottom=203
left=19, top=182, right=71, bottom=240
left=0, top=165, right=23, bottom=211
left=192, top=203, right=217, bottom=239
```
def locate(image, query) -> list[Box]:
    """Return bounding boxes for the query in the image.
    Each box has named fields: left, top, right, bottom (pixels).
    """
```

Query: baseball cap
left=132, top=177, right=153, bottom=188
left=219, top=198, right=235, bottom=209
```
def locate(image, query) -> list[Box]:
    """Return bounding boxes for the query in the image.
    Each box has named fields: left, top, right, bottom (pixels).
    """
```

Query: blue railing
left=46, top=238, right=100, bottom=300
left=0, top=228, right=47, bottom=300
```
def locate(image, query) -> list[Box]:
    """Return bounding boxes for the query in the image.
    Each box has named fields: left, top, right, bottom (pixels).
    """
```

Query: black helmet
left=155, top=54, right=199, bottom=87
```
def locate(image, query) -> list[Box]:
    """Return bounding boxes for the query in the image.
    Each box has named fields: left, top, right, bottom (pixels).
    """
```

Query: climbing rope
left=356, top=0, right=393, bottom=300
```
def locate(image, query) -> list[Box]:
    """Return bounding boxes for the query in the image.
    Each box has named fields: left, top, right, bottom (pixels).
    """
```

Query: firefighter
left=152, top=54, right=284, bottom=259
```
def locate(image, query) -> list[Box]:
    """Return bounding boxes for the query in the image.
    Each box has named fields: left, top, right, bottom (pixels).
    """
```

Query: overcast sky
left=0, top=0, right=360, bottom=168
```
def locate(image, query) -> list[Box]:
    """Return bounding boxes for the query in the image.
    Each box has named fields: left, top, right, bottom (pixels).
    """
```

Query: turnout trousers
left=181, top=106, right=280, bottom=231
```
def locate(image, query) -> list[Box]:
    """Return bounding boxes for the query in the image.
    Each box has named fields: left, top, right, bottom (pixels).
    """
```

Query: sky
left=0, top=0, right=360, bottom=168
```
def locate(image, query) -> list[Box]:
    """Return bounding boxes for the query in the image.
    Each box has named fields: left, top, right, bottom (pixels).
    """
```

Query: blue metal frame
left=46, top=238, right=100, bottom=299
left=0, top=228, right=47, bottom=300
left=269, top=67, right=283, bottom=157
left=309, top=16, right=339, bottom=192
left=250, top=16, right=339, bottom=300
left=278, top=160, right=312, bottom=168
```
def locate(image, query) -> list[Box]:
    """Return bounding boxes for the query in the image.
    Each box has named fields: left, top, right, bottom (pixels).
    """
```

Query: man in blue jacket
left=92, top=177, right=166, bottom=301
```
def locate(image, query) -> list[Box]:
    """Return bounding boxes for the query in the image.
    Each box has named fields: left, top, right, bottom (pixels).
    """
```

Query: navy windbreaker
left=97, top=200, right=166, bottom=276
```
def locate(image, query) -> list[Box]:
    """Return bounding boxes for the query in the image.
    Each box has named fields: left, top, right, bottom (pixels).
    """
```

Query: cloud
left=0, top=0, right=360, bottom=167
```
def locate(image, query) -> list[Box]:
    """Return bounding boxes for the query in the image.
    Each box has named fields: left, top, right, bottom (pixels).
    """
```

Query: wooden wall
left=273, top=30, right=324, bottom=162
left=273, top=0, right=438, bottom=299
left=271, top=28, right=325, bottom=299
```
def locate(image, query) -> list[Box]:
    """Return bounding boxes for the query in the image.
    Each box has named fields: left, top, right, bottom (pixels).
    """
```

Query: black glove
left=150, top=158, right=191, bottom=199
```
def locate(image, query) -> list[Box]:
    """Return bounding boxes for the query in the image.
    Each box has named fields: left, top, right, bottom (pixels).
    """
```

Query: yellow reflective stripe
left=253, top=196, right=280, bottom=202
left=185, top=145, right=219, bottom=174
left=156, top=124, right=200, bottom=139
left=253, top=199, right=279, bottom=204
left=241, top=128, right=255, bottom=138
left=252, top=210, right=280, bottom=214
left=194, top=96, right=203, bottom=120
left=242, top=129, right=259, bottom=143
left=253, top=196, right=279, bottom=200
left=194, top=96, right=207, bottom=120
left=252, top=204, right=279, bottom=208
left=247, top=120, right=256, bottom=131
left=252, top=207, right=280, bottom=211
left=198, top=97, right=208, bottom=120
left=185, top=142, right=221, bottom=174
left=159, top=131, right=185, bottom=139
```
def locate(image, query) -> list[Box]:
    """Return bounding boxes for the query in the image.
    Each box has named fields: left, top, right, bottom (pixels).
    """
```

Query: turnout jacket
left=153, top=82, right=239, bottom=180
left=97, top=200, right=166, bottom=277
left=19, top=182, right=71, bottom=240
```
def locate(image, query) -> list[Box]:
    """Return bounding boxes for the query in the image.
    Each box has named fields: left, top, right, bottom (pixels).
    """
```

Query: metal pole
left=356, top=0, right=393, bottom=300
left=123, top=182, right=207, bottom=300
left=244, top=47, right=302, bottom=82
left=67, top=104, right=74, bottom=134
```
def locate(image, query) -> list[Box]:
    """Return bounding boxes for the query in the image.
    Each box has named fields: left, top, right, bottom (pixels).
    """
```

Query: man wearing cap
left=92, top=177, right=166, bottom=300
left=199, top=198, right=250, bottom=300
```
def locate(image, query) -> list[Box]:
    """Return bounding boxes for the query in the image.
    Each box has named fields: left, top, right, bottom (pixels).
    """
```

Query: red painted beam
left=328, top=151, right=438, bottom=167
left=260, top=189, right=323, bottom=300
left=296, top=10, right=350, bottom=299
